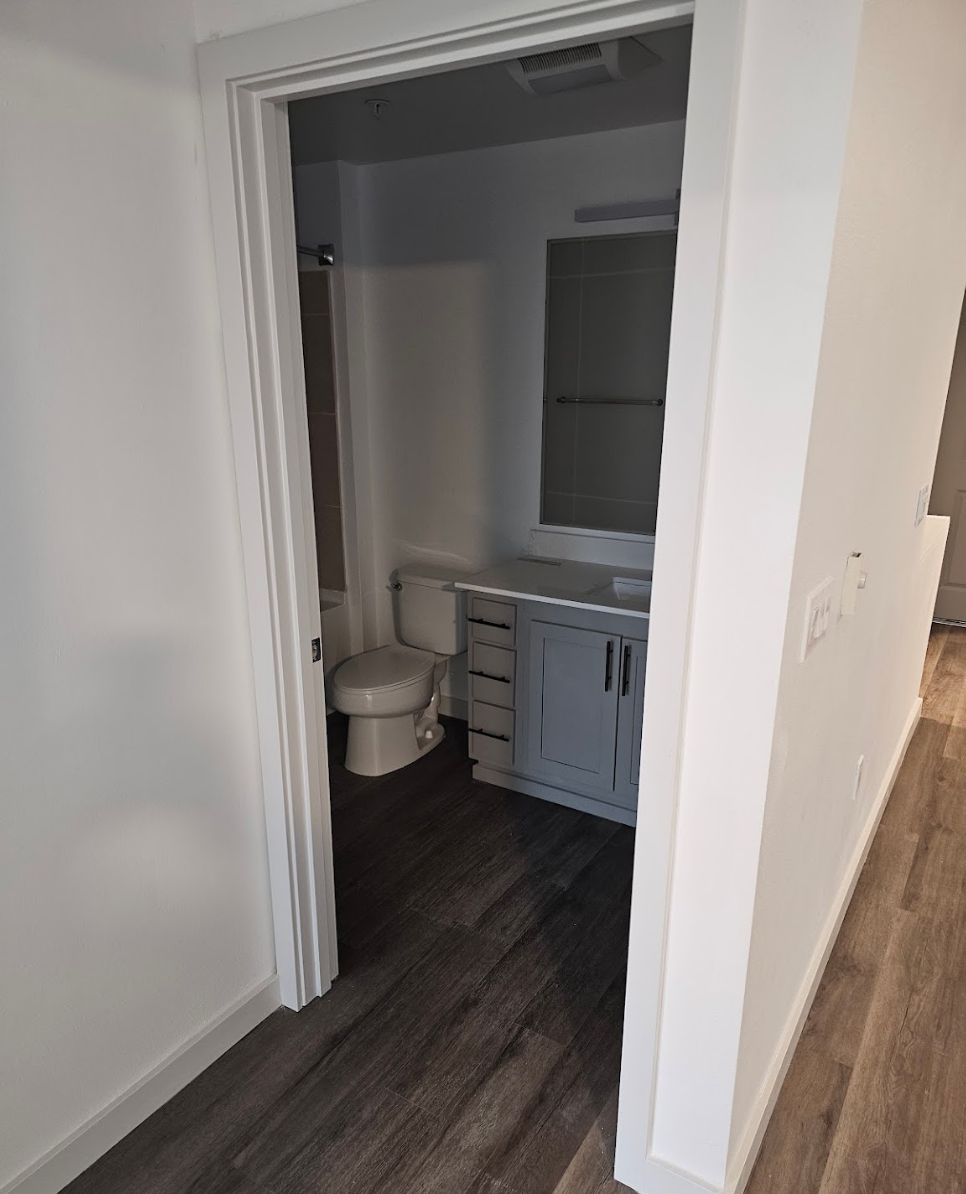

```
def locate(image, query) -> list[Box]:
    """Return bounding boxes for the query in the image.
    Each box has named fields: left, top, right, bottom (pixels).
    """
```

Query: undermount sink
left=590, top=577, right=652, bottom=610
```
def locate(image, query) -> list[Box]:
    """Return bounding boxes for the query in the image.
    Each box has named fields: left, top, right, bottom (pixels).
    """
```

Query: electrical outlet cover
left=801, top=577, right=833, bottom=661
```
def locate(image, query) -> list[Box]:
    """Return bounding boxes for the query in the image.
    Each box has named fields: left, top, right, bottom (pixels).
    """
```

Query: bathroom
left=291, top=22, right=689, bottom=1183
left=291, top=27, right=686, bottom=766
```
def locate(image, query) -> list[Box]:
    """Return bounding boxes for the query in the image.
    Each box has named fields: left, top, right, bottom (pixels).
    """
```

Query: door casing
left=196, top=0, right=741, bottom=1188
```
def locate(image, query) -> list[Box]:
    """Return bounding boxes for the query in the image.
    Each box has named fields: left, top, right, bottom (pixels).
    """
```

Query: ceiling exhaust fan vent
left=506, top=38, right=659, bottom=95
left=518, top=43, right=605, bottom=74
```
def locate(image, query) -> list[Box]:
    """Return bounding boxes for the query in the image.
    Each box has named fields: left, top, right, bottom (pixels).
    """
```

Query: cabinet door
left=527, top=621, right=619, bottom=793
left=613, top=637, right=648, bottom=809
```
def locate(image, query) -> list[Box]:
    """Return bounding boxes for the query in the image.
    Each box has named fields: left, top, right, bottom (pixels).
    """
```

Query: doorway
left=197, top=1, right=734, bottom=1188
left=283, top=41, right=685, bottom=1184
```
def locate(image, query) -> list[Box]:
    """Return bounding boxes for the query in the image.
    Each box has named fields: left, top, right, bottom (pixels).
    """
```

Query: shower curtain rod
left=296, top=243, right=335, bottom=266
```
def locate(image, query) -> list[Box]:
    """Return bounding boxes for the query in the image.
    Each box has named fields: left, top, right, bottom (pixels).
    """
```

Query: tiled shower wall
left=298, top=270, right=346, bottom=594
left=541, top=232, right=676, bottom=536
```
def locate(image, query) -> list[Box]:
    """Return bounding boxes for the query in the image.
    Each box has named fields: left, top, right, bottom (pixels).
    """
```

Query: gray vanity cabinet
left=465, top=590, right=648, bottom=825
left=612, top=637, right=648, bottom=809
left=526, top=622, right=620, bottom=793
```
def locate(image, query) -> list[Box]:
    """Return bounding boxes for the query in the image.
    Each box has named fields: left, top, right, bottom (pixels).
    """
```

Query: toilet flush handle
left=389, top=579, right=403, bottom=591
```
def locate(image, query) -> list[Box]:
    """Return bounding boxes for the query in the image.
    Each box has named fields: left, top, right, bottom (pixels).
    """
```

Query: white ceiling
left=288, top=24, right=692, bottom=167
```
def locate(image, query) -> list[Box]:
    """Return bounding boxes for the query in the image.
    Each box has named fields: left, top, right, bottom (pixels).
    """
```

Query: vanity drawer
left=468, top=700, right=514, bottom=768
left=467, top=641, right=515, bottom=709
left=468, top=595, right=516, bottom=648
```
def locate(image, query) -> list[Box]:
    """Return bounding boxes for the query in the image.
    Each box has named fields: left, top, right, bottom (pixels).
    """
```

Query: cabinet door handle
left=470, top=727, right=511, bottom=742
left=468, top=669, right=511, bottom=684
left=621, top=644, right=632, bottom=696
left=605, top=640, right=614, bottom=691
left=468, top=617, right=512, bottom=630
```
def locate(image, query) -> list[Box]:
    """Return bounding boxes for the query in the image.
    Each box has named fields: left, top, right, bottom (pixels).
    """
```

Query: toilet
left=330, top=565, right=467, bottom=776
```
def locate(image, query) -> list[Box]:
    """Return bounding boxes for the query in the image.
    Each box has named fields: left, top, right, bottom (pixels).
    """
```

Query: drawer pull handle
left=471, top=728, right=511, bottom=742
left=469, top=669, right=511, bottom=684
left=468, top=617, right=512, bottom=630
left=621, top=644, right=632, bottom=696
left=605, top=640, right=614, bottom=692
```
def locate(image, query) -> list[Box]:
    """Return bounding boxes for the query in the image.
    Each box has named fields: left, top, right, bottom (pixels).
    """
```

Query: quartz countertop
left=455, top=557, right=651, bottom=619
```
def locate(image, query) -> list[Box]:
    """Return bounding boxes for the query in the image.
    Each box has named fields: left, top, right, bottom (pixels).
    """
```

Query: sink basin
left=591, top=577, right=652, bottom=611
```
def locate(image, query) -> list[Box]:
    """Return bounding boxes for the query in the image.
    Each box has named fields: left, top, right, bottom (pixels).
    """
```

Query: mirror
left=540, top=231, right=677, bottom=536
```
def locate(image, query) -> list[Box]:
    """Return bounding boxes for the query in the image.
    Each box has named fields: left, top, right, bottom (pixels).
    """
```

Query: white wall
left=0, top=1, right=276, bottom=1187
left=296, top=123, right=684, bottom=705
left=646, top=0, right=867, bottom=1180
left=195, top=0, right=360, bottom=41
left=639, top=0, right=966, bottom=1188
left=731, top=0, right=966, bottom=1164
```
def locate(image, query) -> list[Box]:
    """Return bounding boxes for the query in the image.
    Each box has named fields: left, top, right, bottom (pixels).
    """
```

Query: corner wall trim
left=724, top=696, right=923, bottom=1194
left=3, top=976, right=281, bottom=1194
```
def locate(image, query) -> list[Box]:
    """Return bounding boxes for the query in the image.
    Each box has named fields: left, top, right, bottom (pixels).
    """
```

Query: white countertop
left=455, top=557, right=651, bottom=619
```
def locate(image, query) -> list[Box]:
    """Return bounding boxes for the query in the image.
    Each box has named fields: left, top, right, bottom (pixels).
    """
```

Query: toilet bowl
left=329, top=565, right=468, bottom=776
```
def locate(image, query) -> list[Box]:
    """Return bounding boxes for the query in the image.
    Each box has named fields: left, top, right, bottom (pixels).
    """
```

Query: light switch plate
left=801, top=577, right=833, bottom=661
left=915, top=484, right=930, bottom=527
left=841, top=552, right=864, bottom=616
left=853, top=754, right=865, bottom=801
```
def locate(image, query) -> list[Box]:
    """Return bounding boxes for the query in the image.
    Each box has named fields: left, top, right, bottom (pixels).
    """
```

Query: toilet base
left=344, top=709, right=445, bottom=777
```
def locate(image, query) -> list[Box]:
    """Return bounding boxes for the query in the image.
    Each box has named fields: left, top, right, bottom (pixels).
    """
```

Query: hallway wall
left=0, top=1, right=276, bottom=1187
left=733, top=0, right=966, bottom=1171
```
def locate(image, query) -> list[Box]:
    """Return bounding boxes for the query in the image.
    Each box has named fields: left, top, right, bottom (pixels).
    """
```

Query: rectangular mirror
left=540, top=231, right=677, bottom=536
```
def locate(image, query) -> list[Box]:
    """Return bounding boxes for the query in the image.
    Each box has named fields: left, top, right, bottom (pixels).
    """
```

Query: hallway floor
left=65, top=716, right=634, bottom=1194
left=63, top=626, right=966, bottom=1194
left=747, top=623, right=966, bottom=1193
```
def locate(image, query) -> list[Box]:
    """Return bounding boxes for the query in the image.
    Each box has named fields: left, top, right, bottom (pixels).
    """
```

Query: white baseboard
left=4, top=976, right=281, bottom=1194
left=723, top=697, right=923, bottom=1194
left=636, top=1157, right=719, bottom=1193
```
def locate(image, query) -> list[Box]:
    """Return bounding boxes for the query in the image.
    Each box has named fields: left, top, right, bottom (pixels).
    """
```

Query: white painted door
left=932, top=298, right=966, bottom=621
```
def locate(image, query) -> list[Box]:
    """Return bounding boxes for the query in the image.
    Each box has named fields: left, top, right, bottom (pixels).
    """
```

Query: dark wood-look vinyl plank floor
left=64, top=714, right=634, bottom=1194
left=62, top=627, right=964, bottom=1194
left=746, top=623, right=966, bottom=1194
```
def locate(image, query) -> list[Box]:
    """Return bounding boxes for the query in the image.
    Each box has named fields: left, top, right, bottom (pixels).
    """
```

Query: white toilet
left=330, top=565, right=467, bottom=776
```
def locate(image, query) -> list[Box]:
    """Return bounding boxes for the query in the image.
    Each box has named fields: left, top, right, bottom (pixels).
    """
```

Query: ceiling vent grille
left=506, top=38, right=659, bottom=95
left=517, top=43, right=604, bottom=74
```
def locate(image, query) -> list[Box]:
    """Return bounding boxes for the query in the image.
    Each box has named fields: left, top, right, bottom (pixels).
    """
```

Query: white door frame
left=197, top=1, right=740, bottom=1188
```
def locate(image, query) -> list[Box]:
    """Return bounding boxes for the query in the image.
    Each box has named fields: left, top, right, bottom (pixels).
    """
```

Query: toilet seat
left=333, top=644, right=435, bottom=694
left=330, top=645, right=440, bottom=764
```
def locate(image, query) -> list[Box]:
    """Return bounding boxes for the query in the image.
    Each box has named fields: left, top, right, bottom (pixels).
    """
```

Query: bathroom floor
left=64, top=714, right=635, bottom=1194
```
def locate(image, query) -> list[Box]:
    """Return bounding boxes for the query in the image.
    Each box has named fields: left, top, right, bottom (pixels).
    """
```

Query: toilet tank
left=393, top=565, right=468, bottom=655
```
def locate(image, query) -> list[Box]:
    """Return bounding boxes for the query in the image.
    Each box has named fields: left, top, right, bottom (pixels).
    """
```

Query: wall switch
left=801, top=577, right=833, bottom=661
left=915, top=484, right=931, bottom=527
left=853, top=754, right=865, bottom=801
left=841, top=552, right=865, bottom=616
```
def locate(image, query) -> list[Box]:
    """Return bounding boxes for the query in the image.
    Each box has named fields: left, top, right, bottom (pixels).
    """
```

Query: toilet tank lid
left=393, top=564, right=473, bottom=590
